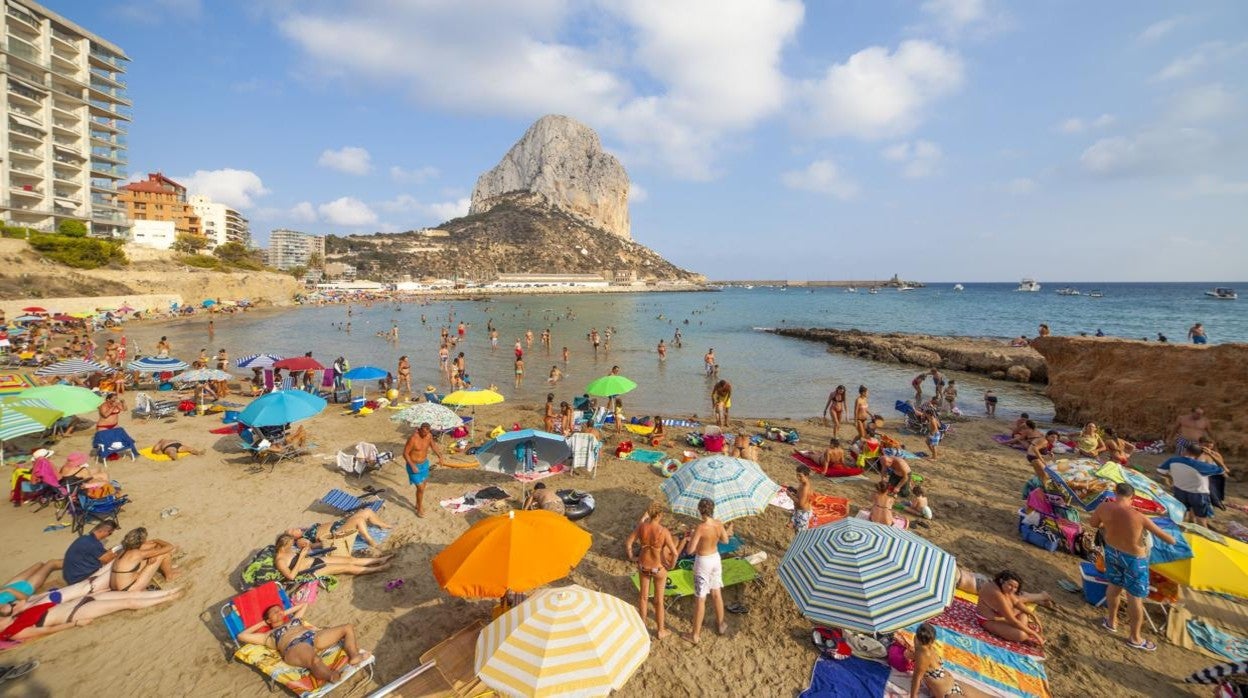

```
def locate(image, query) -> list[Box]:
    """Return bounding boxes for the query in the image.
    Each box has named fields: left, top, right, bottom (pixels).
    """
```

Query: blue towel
left=352, top=526, right=392, bottom=553
left=1188, top=619, right=1248, bottom=662
left=800, top=656, right=889, bottom=698
left=1149, top=515, right=1193, bottom=565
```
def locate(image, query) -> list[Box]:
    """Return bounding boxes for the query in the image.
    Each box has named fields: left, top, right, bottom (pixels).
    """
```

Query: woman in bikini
left=273, top=534, right=392, bottom=581
left=854, top=385, right=871, bottom=440
left=908, top=622, right=989, bottom=697
left=0, top=561, right=62, bottom=612
left=110, top=528, right=179, bottom=592
left=1075, top=423, right=1107, bottom=459
left=0, top=588, right=182, bottom=642
left=293, top=507, right=393, bottom=551
left=396, top=356, right=412, bottom=396
left=543, top=394, right=556, bottom=432
left=150, top=440, right=204, bottom=460
left=823, top=385, right=847, bottom=435
left=869, top=482, right=900, bottom=527
left=972, top=570, right=1045, bottom=645
left=625, top=502, right=679, bottom=640
left=236, top=603, right=369, bottom=684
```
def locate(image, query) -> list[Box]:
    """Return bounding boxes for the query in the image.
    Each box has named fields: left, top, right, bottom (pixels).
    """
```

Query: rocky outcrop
left=470, top=115, right=631, bottom=240
left=1033, top=337, right=1248, bottom=456
left=770, top=328, right=1047, bottom=382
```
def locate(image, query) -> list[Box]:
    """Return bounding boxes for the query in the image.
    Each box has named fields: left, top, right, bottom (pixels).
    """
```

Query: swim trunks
left=1193, top=336, right=1208, bottom=345
left=927, top=432, right=941, bottom=447
left=792, top=508, right=814, bottom=530
left=405, top=459, right=431, bottom=486
left=1173, top=487, right=1214, bottom=519
left=1103, top=544, right=1150, bottom=598
left=692, top=553, right=723, bottom=598
left=1174, top=437, right=1194, bottom=455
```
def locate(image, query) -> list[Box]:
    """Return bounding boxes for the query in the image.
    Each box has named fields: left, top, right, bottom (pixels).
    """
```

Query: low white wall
left=0, top=293, right=182, bottom=318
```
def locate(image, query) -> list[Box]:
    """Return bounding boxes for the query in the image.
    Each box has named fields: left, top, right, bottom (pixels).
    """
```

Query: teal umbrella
left=238, top=390, right=326, bottom=427
left=584, top=375, right=637, bottom=397
left=18, top=385, right=104, bottom=415
left=0, top=399, right=62, bottom=463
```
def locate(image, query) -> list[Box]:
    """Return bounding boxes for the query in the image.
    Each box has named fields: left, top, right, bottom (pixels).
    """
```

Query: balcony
left=88, top=81, right=131, bottom=106
left=89, top=178, right=117, bottom=191
left=50, top=27, right=79, bottom=48
left=88, top=47, right=126, bottom=70
left=7, top=80, right=45, bottom=104
left=11, top=184, right=44, bottom=199
left=8, top=121, right=42, bottom=141
left=88, top=100, right=130, bottom=121
left=5, top=37, right=44, bottom=68
left=91, top=211, right=127, bottom=224
left=89, top=68, right=125, bottom=89
left=9, top=103, right=40, bottom=119
left=53, top=170, right=81, bottom=185
left=9, top=144, right=42, bottom=161
left=90, top=133, right=126, bottom=148
left=51, top=83, right=84, bottom=103
left=10, top=163, right=42, bottom=177
left=54, top=151, right=86, bottom=165
left=6, top=6, right=40, bottom=32
left=89, top=115, right=121, bottom=132
left=89, top=162, right=125, bottom=179
left=50, top=49, right=80, bottom=74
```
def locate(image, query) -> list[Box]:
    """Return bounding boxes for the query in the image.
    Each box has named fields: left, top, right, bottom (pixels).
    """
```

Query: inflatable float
left=791, top=450, right=864, bottom=478
left=557, top=489, right=596, bottom=521
left=441, top=455, right=479, bottom=469
left=652, top=458, right=681, bottom=478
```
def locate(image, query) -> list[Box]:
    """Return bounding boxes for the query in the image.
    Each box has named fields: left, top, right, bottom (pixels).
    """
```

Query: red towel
left=791, top=451, right=864, bottom=478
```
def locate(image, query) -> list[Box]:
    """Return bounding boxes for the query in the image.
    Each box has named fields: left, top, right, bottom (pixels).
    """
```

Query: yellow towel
left=138, top=447, right=193, bottom=462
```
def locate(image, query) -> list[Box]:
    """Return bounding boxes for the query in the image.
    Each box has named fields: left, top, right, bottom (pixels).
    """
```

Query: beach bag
left=703, top=433, right=725, bottom=453
left=1021, top=524, right=1059, bottom=552
left=887, top=642, right=913, bottom=672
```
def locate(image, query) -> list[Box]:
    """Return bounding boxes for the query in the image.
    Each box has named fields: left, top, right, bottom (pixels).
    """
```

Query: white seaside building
left=488, top=273, right=609, bottom=289
left=189, top=194, right=249, bottom=249
left=0, top=0, right=131, bottom=238
left=268, top=228, right=325, bottom=270
left=128, top=218, right=174, bottom=250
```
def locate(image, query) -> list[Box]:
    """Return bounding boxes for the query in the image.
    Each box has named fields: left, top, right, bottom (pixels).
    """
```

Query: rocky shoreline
left=769, top=327, right=1046, bottom=383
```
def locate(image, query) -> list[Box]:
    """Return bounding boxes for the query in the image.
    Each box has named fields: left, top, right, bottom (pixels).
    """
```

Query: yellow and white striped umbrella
left=474, top=585, right=650, bottom=697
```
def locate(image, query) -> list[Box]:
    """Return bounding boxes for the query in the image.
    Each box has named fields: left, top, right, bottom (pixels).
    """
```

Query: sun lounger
left=222, top=581, right=375, bottom=697
left=317, top=488, right=385, bottom=515
left=365, top=620, right=487, bottom=698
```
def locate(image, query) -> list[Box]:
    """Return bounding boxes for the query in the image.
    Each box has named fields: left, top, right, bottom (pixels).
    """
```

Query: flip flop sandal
left=1127, top=639, right=1156, bottom=651
left=726, top=603, right=749, bottom=614
left=385, top=579, right=405, bottom=592
left=1057, top=579, right=1081, bottom=593
left=1099, top=619, right=1119, bottom=634
left=0, top=660, right=38, bottom=682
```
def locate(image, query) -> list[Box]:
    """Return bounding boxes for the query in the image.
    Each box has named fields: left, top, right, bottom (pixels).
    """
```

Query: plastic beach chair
left=316, top=488, right=385, bottom=515
left=221, top=581, right=375, bottom=698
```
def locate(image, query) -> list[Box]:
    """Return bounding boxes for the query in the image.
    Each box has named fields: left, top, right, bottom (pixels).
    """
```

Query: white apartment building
left=268, top=228, right=325, bottom=270
left=189, top=194, right=249, bottom=249
left=128, top=218, right=174, bottom=250
left=1, top=0, right=130, bottom=238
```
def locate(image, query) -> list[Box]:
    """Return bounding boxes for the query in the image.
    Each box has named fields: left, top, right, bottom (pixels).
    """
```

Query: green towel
left=631, top=558, right=757, bottom=597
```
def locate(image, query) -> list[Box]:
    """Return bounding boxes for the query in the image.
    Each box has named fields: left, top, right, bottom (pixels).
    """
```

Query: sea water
left=138, top=283, right=1242, bottom=423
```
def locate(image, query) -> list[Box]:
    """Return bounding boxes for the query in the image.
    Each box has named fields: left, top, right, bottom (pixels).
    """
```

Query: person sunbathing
left=0, top=588, right=182, bottom=642
left=0, top=561, right=63, bottom=614
left=294, top=508, right=394, bottom=550
left=150, top=440, right=204, bottom=460
left=869, top=482, right=900, bottom=527
left=273, top=534, right=392, bottom=580
left=970, top=570, right=1045, bottom=645
left=907, top=622, right=991, bottom=698
left=1075, top=423, right=1106, bottom=459
left=110, top=528, right=179, bottom=591
left=236, top=603, right=369, bottom=684
left=56, top=452, right=111, bottom=490
left=1102, top=428, right=1135, bottom=465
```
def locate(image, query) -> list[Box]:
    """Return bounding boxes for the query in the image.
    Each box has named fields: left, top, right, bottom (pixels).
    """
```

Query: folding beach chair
left=365, top=620, right=489, bottom=698
left=316, top=488, right=385, bottom=515
left=335, top=443, right=393, bottom=480
left=66, top=479, right=129, bottom=535
left=221, top=581, right=375, bottom=698
left=132, top=392, right=180, bottom=420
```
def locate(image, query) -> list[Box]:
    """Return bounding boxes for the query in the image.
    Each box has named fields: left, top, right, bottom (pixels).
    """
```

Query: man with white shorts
left=685, top=497, right=731, bottom=643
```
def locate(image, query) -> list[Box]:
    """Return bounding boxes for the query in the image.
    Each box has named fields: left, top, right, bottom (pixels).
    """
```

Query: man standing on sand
left=625, top=502, right=680, bottom=640
left=789, top=465, right=814, bottom=532
left=685, top=498, right=731, bottom=643
left=854, top=385, right=871, bottom=440
left=1169, top=407, right=1215, bottom=455
left=403, top=423, right=445, bottom=518
left=1088, top=483, right=1175, bottom=652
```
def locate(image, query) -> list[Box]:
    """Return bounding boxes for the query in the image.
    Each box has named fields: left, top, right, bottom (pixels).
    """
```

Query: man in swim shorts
left=403, top=423, right=446, bottom=518
left=1168, top=406, right=1215, bottom=456
left=789, top=465, right=814, bottom=532
left=1088, top=483, right=1175, bottom=652
left=685, top=498, right=731, bottom=643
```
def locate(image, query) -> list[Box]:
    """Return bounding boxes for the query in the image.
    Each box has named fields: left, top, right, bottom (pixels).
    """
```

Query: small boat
left=845, top=287, right=857, bottom=293
left=1205, top=287, right=1238, bottom=300
left=1056, top=287, right=1082, bottom=296
left=1017, top=278, right=1041, bottom=292
left=897, top=284, right=916, bottom=292
left=953, top=284, right=964, bottom=292
left=868, top=287, right=879, bottom=294
left=1088, top=290, right=1104, bottom=298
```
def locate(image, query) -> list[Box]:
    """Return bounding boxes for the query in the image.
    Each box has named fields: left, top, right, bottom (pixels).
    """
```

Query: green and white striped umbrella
left=391, top=402, right=463, bottom=431
left=659, top=455, right=778, bottom=522
left=778, top=517, right=956, bottom=634
left=0, top=398, right=61, bottom=441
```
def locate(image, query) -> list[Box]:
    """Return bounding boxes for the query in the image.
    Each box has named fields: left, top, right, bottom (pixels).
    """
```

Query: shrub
left=28, top=234, right=127, bottom=269
left=212, top=242, right=265, bottom=270
left=178, top=254, right=221, bottom=269
left=56, top=219, right=88, bottom=237
left=0, top=225, right=36, bottom=240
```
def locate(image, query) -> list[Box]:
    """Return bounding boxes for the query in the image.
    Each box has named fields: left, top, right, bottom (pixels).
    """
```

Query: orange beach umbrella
left=432, top=510, right=591, bottom=599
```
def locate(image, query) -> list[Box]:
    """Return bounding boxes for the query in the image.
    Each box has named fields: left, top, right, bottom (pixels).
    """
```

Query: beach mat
left=138, top=446, right=195, bottom=462
left=854, top=509, right=908, bottom=530
left=631, top=558, right=757, bottom=597
left=992, top=434, right=1029, bottom=451
left=811, top=493, right=850, bottom=528
left=622, top=448, right=666, bottom=464
left=663, top=418, right=700, bottom=428
left=791, top=450, right=865, bottom=478
left=351, top=526, right=392, bottom=553
left=923, top=597, right=1045, bottom=658
left=801, top=655, right=890, bottom=698
left=624, top=423, right=655, bottom=435
left=895, top=624, right=1050, bottom=698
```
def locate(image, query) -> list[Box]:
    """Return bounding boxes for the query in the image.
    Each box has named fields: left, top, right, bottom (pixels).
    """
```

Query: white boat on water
left=953, top=284, right=964, bottom=292
left=1056, top=287, right=1081, bottom=296
left=868, top=287, right=879, bottom=294
left=1206, top=287, right=1238, bottom=300
left=1017, top=278, right=1041, bottom=292
left=897, top=284, right=916, bottom=292
left=1088, top=290, right=1104, bottom=298
left=846, top=287, right=857, bottom=293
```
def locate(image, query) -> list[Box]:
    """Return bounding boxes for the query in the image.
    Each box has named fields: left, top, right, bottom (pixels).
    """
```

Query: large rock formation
left=1033, top=337, right=1248, bottom=456
left=470, top=115, right=631, bottom=240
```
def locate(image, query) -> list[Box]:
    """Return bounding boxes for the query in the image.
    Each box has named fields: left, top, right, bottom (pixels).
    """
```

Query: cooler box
left=1080, top=561, right=1108, bottom=607
left=703, top=433, right=725, bottom=452
left=350, top=397, right=365, bottom=412
left=222, top=410, right=240, bottom=424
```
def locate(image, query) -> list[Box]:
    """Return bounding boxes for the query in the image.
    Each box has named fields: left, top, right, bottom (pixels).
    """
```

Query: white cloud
left=289, top=201, right=317, bottom=223
left=275, top=0, right=803, bottom=179
left=882, top=140, right=942, bottom=178
left=918, top=0, right=1007, bottom=39
left=781, top=159, right=860, bottom=199
left=1139, top=16, right=1186, bottom=42
left=629, top=183, right=648, bottom=204
left=1166, top=83, right=1238, bottom=123
left=1080, top=127, right=1218, bottom=177
left=797, top=41, right=965, bottom=140
left=318, top=147, right=372, bottom=175
left=426, top=198, right=471, bottom=221
left=1154, top=41, right=1248, bottom=81
left=1058, top=113, right=1115, bottom=134
left=376, top=194, right=470, bottom=224
left=318, top=197, right=378, bottom=227
left=389, top=165, right=439, bottom=183
left=179, top=168, right=269, bottom=209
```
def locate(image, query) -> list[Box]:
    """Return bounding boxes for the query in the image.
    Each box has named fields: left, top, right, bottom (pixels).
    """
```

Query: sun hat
left=65, top=452, right=88, bottom=467
left=32, top=448, right=53, bottom=459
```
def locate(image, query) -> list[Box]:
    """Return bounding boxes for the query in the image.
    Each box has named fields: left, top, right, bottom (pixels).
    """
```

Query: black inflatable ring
left=557, top=489, right=596, bottom=521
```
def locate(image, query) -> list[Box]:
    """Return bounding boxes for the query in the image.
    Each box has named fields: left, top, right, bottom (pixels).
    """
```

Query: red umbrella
left=274, top=357, right=324, bottom=371
left=52, top=314, right=76, bottom=323
left=21, top=306, right=46, bottom=313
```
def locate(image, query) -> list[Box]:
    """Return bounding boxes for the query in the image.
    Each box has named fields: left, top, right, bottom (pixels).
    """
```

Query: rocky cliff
left=470, top=115, right=630, bottom=240
left=1033, top=337, right=1248, bottom=456
left=771, top=328, right=1047, bottom=382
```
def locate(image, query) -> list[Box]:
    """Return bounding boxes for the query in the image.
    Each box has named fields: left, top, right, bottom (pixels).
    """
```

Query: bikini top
left=271, top=618, right=305, bottom=645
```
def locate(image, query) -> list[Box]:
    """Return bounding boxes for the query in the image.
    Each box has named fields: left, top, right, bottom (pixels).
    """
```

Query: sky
left=47, top=0, right=1248, bottom=281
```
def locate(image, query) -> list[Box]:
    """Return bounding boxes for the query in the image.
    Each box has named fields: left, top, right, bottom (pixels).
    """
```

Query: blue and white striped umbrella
left=235, top=354, right=282, bottom=369
left=176, top=368, right=233, bottom=383
left=0, top=398, right=61, bottom=442
left=778, top=517, right=956, bottom=634
left=35, top=359, right=109, bottom=376
left=127, top=356, right=189, bottom=373
left=659, top=456, right=778, bottom=523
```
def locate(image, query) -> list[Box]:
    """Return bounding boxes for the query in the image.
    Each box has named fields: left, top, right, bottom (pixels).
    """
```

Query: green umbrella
left=0, top=399, right=62, bottom=464
left=584, top=375, right=637, bottom=397
left=19, top=385, right=105, bottom=416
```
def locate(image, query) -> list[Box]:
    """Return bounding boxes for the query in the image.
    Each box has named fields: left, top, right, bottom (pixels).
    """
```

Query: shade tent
left=432, top=509, right=591, bottom=599
left=474, top=585, right=650, bottom=698
left=1153, top=525, right=1248, bottom=600
left=475, top=429, right=571, bottom=476
left=237, top=390, right=326, bottom=427
left=660, top=456, right=778, bottom=523
left=778, top=517, right=957, bottom=634
left=127, top=356, right=189, bottom=373
left=17, top=385, right=103, bottom=415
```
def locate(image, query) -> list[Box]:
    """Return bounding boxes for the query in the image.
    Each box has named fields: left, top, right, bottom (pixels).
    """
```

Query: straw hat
left=32, top=448, right=53, bottom=459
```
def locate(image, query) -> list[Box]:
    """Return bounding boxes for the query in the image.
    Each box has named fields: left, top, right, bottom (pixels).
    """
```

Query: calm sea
left=130, top=283, right=1243, bottom=424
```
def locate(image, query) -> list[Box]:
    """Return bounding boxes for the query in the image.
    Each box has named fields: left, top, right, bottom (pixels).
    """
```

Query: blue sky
left=48, top=0, right=1248, bottom=281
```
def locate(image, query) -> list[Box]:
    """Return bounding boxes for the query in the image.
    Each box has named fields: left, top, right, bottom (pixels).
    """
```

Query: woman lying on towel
left=0, top=588, right=182, bottom=642
left=150, top=440, right=204, bottom=460
left=956, top=569, right=1048, bottom=645
left=273, top=534, right=392, bottom=580
left=237, top=603, right=369, bottom=684
left=908, top=622, right=991, bottom=698
left=289, top=508, right=394, bottom=550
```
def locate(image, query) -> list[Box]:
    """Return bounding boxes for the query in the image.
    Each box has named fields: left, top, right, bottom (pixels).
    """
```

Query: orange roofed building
left=119, top=173, right=202, bottom=238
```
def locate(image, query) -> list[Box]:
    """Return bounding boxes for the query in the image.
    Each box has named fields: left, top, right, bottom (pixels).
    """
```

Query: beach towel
left=440, top=455, right=479, bottom=469
left=800, top=656, right=890, bottom=698
left=1188, top=620, right=1248, bottom=662
left=885, top=669, right=1010, bottom=698
left=624, top=423, right=655, bottom=435
left=138, top=446, right=195, bottom=462
left=568, top=432, right=600, bottom=474
left=811, top=493, right=850, bottom=528
left=895, top=626, right=1049, bottom=698
left=882, top=447, right=925, bottom=460
left=440, top=487, right=510, bottom=514
left=514, top=463, right=568, bottom=482
left=771, top=488, right=795, bottom=511
left=663, top=418, right=701, bottom=428
left=922, top=597, right=1045, bottom=658
left=631, top=558, right=757, bottom=598
left=855, top=509, right=909, bottom=530
left=992, top=434, right=1029, bottom=451
left=791, top=450, right=865, bottom=478
left=621, top=448, right=666, bottom=464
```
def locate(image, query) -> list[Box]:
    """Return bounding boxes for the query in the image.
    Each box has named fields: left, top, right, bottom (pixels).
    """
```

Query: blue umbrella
left=475, top=429, right=571, bottom=476
left=201, top=299, right=217, bottom=308
left=235, top=354, right=283, bottom=370
left=127, top=356, right=189, bottom=373
left=343, top=365, right=388, bottom=401
left=660, top=456, right=778, bottom=523
left=238, top=390, right=326, bottom=427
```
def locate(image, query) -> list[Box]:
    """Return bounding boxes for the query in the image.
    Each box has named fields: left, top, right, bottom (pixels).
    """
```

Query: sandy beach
left=0, top=376, right=1229, bottom=697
